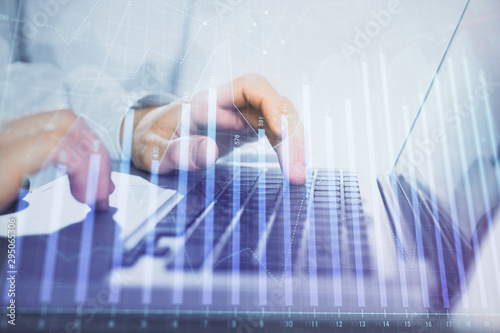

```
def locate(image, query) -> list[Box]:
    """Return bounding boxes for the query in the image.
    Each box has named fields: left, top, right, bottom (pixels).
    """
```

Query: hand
left=0, top=110, right=114, bottom=211
left=124, top=74, right=307, bottom=184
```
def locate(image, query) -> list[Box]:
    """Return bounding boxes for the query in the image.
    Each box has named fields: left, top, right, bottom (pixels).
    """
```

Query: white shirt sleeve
left=0, top=1, right=69, bottom=124
left=1, top=0, right=184, bottom=162
left=0, top=1, right=143, bottom=161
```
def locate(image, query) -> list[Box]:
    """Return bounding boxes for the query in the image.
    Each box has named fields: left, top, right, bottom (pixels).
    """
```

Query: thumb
left=159, top=135, right=219, bottom=173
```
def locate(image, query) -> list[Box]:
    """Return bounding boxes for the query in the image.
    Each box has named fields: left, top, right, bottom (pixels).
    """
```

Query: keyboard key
left=345, top=198, right=362, bottom=205
left=315, top=177, right=341, bottom=185
left=345, top=205, right=364, bottom=213
left=314, top=201, right=340, bottom=209
left=313, top=196, right=341, bottom=203
left=315, top=184, right=341, bottom=192
left=314, top=209, right=342, bottom=221
left=317, top=184, right=341, bottom=192
left=344, top=186, right=360, bottom=193
left=317, top=170, right=341, bottom=176
left=315, top=189, right=341, bottom=197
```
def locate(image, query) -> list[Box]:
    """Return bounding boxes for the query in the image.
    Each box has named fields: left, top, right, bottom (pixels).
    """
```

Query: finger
left=57, top=119, right=115, bottom=210
left=273, top=120, right=307, bottom=185
left=158, top=135, right=219, bottom=174
left=130, top=103, right=182, bottom=172
left=0, top=111, right=114, bottom=211
left=0, top=162, right=23, bottom=210
left=0, top=127, right=70, bottom=209
left=190, top=89, right=247, bottom=133
left=231, top=74, right=307, bottom=184
left=0, top=136, right=60, bottom=207
left=59, top=139, right=115, bottom=210
left=0, top=109, right=78, bottom=146
left=230, top=74, right=288, bottom=140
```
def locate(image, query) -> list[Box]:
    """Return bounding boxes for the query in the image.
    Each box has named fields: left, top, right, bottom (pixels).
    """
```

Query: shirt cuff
left=67, top=77, right=178, bottom=162
left=112, top=92, right=179, bottom=162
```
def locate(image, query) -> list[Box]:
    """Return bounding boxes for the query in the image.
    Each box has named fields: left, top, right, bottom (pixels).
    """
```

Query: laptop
left=1, top=0, right=499, bottom=331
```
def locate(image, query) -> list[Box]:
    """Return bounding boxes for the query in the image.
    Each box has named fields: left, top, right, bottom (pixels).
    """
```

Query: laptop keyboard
left=124, top=166, right=371, bottom=276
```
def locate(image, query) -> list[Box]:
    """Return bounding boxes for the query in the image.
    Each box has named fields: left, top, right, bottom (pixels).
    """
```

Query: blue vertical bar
left=172, top=103, right=191, bottom=305
left=302, top=84, right=313, bottom=167
left=402, top=109, right=430, bottom=309
left=307, top=184, right=318, bottom=307
left=386, top=103, right=410, bottom=309
left=432, top=213, right=450, bottom=308
left=378, top=62, right=410, bottom=308
left=202, top=209, right=214, bottom=305
left=172, top=172, right=188, bottom=305
left=75, top=153, right=101, bottom=303
left=303, top=85, right=318, bottom=307
left=109, top=177, right=126, bottom=304
left=390, top=175, right=409, bottom=308
left=324, top=116, right=342, bottom=307
left=362, top=61, right=388, bottom=307
left=451, top=58, right=488, bottom=308
left=281, top=115, right=293, bottom=306
left=257, top=129, right=267, bottom=306
left=434, top=76, right=469, bottom=308
left=40, top=231, right=60, bottom=303
left=109, top=108, right=134, bottom=303
left=329, top=208, right=342, bottom=307
left=202, top=87, right=217, bottom=305
left=479, top=71, right=500, bottom=300
left=420, top=111, right=450, bottom=309
left=379, top=56, right=404, bottom=308
left=352, top=204, right=365, bottom=308
left=40, top=164, right=67, bottom=303
left=480, top=70, right=500, bottom=210
left=141, top=160, right=160, bottom=305
left=231, top=148, right=241, bottom=305
left=120, top=108, right=135, bottom=172
left=344, top=102, right=365, bottom=308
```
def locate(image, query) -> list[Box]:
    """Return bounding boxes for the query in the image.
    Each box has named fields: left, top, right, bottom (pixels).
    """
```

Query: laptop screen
left=393, top=0, right=500, bottom=239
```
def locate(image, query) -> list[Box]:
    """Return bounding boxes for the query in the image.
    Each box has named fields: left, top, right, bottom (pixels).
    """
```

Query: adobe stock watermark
left=398, top=74, right=500, bottom=175
left=5, top=218, right=17, bottom=326
left=340, top=0, right=412, bottom=62
left=21, top=0, right=71, bottom=40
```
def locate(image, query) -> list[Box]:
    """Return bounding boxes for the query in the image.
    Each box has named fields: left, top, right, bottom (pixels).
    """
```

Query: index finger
left=231, top=74, right=307, bottom=184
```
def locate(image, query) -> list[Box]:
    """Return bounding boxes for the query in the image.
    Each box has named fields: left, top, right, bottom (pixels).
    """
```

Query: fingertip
left=289, top=162, right=306, bottom=185
left=95, top=197, right=109, bottom=211
left=109, top=179, right=115, bottom=195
